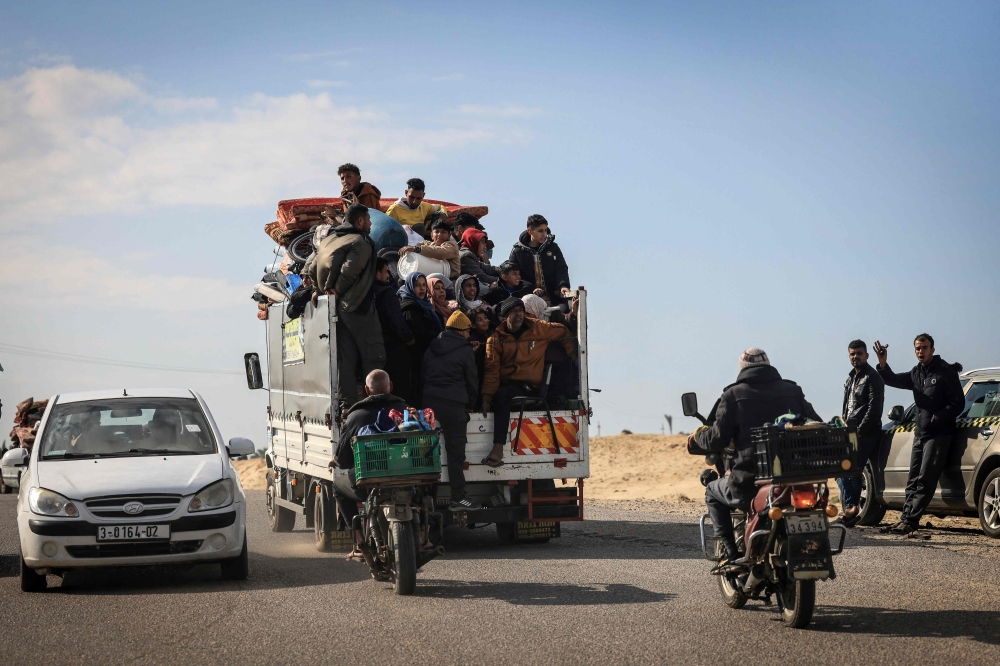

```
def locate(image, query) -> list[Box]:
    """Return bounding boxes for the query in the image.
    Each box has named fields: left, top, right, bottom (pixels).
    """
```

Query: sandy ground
left=234, top=458, right=267, bottom=490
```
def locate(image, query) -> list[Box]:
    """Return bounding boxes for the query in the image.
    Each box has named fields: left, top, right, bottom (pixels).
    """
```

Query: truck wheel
left=314, top=485, right=334, bottom=552
left=20, top=556, right=46, bottom=592
left=779, top=579, right=815, bottom=629
left=391, top=521, right=416, bottom=596
left=977, top=468, right=1000, bottom=538
left=496, top=522, right=516, bottom=544
left=0, top=477, right=9, bottom=494
left=220, top=532, right=249, bottom=581
left=855, top=463, right=887, bottom=527
left=266, top=471, right=295, bottom=533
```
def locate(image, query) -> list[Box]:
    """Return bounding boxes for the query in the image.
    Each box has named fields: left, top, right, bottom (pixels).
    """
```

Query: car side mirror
left=888, top=405, right=905, bottom=423
left=227, top=437, right=255, bottom=458
left=1, top=448, right=29, bottom=467
left=681, top=392, right=698, bottom=418
left=244, top=353, right=264, bottom=390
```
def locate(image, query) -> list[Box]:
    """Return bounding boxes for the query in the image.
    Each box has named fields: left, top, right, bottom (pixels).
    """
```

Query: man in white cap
left=687, top=348, right=821, bottom=571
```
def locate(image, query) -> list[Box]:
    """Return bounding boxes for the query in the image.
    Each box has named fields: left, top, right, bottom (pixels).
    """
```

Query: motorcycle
left=682, top=392, right=850, bottom=628
left=351, top=428, right=446, bottom=596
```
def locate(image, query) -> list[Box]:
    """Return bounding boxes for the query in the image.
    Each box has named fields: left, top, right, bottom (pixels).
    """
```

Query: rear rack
left=527, top=479, right=584, bottom=522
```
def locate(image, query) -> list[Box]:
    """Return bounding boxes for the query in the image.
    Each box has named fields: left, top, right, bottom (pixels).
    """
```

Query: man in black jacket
left=508, top=214, right=571, bottom=307
left=422, top=310, right=480, bottom=511
left=688, top=348, right=821, bottom=568
left=373, top=257, right=415, bottom=402
left=331, top=370, right=408, bottom=527
left=873, top=333, right=964, bottom=534
left=836, top=340, right=885, bottom=525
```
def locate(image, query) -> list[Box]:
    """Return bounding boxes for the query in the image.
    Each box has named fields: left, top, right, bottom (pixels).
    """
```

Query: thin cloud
left=432, top=73, right=465, bottom=82
left=452, top=104, right=543, bottom=118
left=0, top=236, right=246, bottom=312
left=306, top=79, right=349, bottom=89
left=0, top=63, right=534, bottom=225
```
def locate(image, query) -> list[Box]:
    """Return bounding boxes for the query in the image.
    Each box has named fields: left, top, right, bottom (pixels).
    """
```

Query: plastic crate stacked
left=352, top=430, right=441, bottom=485
left=752, top=425, right=859, bottom=483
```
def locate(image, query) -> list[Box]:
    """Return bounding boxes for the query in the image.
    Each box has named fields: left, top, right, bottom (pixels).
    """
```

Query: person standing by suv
left=836, top=340, right=884, bottom=525
left=873, top=333, right=964, bottom=535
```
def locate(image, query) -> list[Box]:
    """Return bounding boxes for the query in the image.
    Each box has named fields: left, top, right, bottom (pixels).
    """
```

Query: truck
left=244, top=230, right=591, bottom=551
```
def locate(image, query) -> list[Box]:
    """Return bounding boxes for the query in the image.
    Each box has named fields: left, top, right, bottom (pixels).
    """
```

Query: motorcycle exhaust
left=742, top=568, right=764, bottom=594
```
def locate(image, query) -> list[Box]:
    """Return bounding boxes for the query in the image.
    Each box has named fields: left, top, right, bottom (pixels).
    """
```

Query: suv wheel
left=977, top=468, right=1000, bottom=538
left=855, top=462, right=887, bottom=527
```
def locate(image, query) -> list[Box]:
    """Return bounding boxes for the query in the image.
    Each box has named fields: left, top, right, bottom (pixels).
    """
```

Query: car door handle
left=983, top=427, right=994, bottom=438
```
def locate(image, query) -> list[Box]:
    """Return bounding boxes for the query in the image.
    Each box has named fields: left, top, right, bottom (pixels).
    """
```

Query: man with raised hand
left=874, top=334, right=964, bottom=535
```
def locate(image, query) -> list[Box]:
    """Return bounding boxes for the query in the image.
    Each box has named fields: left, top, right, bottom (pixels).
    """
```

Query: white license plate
left=785, top=514, right=827, bottom=535
left=97, top=525, right=170, bottom=541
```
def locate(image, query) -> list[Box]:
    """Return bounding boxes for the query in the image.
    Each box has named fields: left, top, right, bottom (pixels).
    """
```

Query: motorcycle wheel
left=391, top=521, right=417, bottom=596
left=779, top=578, right=815, bottom=628
left=714, top=541, right=747, bottom=609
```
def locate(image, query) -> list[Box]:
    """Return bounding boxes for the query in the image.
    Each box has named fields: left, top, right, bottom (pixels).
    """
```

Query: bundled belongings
left=10, top=397, right=49, bottom=450
left=276, top=198, right=346, bottom=232
left=265, top=221, right=306, bottom=247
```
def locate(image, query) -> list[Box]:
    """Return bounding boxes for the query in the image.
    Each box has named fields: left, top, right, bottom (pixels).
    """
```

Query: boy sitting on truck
left=385, top=177, right=449, bottom=238
left=480, top=298, right=576, bottom=467
left=481, top=262, right=534, bottom=307
left=398, top=219, right=462, bottom=279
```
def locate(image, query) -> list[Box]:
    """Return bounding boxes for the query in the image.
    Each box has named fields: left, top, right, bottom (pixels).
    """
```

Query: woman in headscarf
left=455, top=274, right=484, bottom=314
left=398, top=272, right=441, bottom=406
left=468, top=307, right=494, bottom=408
left=427, top=275, right=457, bottom=324
left=459, top=227, right=501, bottom=288
left=521, top=293, right=549, bottom=321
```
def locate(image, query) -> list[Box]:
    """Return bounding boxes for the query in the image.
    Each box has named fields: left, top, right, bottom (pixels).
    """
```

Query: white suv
left=10, top=388, right=253, bottom=592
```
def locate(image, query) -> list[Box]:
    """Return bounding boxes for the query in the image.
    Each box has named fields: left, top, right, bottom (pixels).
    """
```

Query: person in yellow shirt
left=384, top=178, right=448, bottom=238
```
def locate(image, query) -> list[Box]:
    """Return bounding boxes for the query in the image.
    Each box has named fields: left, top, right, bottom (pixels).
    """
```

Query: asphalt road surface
left=2, top=491, right=999, bottom=665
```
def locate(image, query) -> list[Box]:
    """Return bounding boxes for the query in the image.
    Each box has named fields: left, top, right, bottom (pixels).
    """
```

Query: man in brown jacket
left=398, top=218, right=461, bottom=278
left=308, top=203, right=386, bottom=410
left=480, top=297, right=576, bottom=466
left=338, top=163, right=382, bottom=209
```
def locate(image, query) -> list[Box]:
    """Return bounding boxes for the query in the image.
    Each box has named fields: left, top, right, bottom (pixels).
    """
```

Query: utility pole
left=597, top=422, right=601, bottom=438
left=664, top=415, right=673, bottom=435
left=660, top=423, right=665, bottom=436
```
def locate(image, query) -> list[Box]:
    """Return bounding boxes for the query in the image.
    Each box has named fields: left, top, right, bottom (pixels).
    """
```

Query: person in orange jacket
left=480, top=298, right=576, bottom=467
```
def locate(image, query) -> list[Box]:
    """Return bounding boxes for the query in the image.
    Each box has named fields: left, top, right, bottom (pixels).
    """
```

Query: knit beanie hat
left=738, top=348, right=770, bottom=372
left=499, top=297, right=525, bottom=318
left=445, top=310, right=472, bottom=331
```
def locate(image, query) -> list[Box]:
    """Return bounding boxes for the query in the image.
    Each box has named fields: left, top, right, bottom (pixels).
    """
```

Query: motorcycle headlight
left=188, top=479, right=234, bottom=512
left=28, top=487, right=79, bottom=517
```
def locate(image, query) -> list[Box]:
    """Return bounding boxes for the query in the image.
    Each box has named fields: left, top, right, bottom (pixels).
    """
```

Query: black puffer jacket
left=422, top=331, right=478, bottom=407
left=692, top=365, right=821, bottom=498
left=374, top=280, right=413, bottom=347
left=335, top=393, right=408, bottom=469
left=877, top=356, right=964, bottom=437
left=842, top=362, right=885, bottom=437
left=481, top=279, right=535, bottom=307
left=508, top=231, right=570, bottom=303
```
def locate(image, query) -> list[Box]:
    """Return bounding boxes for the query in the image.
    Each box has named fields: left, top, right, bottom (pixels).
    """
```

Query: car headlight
left=188, top=479, right=234, bottom=512
left=28, top=487, right=79, bottom=517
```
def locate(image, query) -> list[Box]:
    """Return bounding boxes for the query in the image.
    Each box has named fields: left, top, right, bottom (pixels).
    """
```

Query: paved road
left=1, top=491, right=998, bottom=665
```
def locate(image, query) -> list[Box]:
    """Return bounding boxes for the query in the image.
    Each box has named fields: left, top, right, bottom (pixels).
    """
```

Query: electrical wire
left=0, top=343, right=241, bottom=376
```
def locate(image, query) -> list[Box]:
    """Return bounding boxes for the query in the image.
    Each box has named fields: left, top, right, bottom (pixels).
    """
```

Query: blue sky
left=1, top=1, right=998, bottom=442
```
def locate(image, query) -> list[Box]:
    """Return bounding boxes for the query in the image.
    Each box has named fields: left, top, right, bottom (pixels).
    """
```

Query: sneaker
left=449, top=497, right=481, bottom=512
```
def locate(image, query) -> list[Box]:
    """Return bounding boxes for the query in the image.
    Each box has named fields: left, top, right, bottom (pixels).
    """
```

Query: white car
left=9, top=388, right=253, bottom=592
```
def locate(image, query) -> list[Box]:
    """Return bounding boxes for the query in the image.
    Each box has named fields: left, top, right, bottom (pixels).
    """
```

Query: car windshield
left=39, top=398, right=217, bottom=460
left=960, top=381, right=1000, bottom=419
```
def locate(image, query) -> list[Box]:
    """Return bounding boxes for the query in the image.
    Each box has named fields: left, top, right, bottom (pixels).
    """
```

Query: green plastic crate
left=352, top=430, right=441, bottom=483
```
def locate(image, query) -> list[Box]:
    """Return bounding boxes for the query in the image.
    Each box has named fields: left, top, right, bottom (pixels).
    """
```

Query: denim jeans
left=836, top=434, right=879, bottom=509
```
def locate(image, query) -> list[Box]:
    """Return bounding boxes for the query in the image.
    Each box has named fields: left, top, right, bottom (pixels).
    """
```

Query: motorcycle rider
left=687, top=348, right=821, bottom=571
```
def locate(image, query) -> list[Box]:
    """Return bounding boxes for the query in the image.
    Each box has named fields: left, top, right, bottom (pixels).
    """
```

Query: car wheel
left=855, top=462, right=888, bottom=527
left=977, top=468, right=1000, bottom=538
left=20, top=556, right=46, bottom=592
left=221, top=531, right=249, bottom=581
